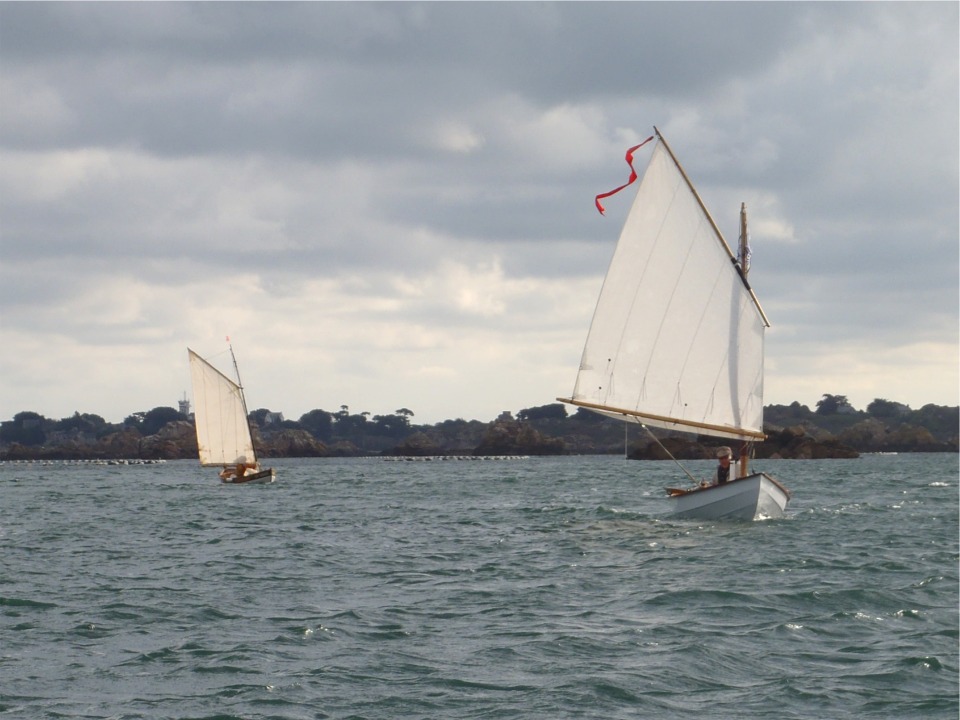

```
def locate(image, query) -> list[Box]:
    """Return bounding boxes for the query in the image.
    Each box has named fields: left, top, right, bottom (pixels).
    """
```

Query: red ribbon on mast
left=594, top=135, right=654, bottom=215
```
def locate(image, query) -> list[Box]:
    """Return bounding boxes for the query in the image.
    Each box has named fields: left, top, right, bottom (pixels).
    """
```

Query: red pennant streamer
left=594, top=135, right=654, bottom=215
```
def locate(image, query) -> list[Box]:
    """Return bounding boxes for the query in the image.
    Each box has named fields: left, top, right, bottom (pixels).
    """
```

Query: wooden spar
left=229, top=343, right=245, bottom=393
left=739, top=202, right=751, bottom=479
left=653, top=126, right=770, bottom=328
left=654, top=126, right=736, bottom=259
left=227, top=342, right=259, bottom=466
left=557, top=396, right=768, bottom=442
left=739, top=202, right=749, bottom=279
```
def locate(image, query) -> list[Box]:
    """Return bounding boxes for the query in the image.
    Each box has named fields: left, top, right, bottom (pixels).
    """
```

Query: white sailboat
left=559, top=127, right=789, bottom=520
left=187, top=345, right=276, bottom=484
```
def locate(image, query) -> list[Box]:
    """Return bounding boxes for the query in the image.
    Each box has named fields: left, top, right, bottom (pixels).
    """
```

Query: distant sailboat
left=559, top=127, right=789, bottom=520
left=188, top=345, right=276, bottom=484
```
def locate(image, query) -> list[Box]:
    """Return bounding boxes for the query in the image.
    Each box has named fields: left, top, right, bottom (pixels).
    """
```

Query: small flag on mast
left=594, top=135, right=654, bottom=215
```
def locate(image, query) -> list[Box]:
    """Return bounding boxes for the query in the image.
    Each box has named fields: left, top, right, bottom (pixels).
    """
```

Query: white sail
left=565, top=134, right=769, bottom=442
left=188, top=348, right=258, bottom=467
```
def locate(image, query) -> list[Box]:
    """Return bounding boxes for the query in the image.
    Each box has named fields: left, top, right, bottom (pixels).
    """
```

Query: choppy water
left=1, top=453, right=957, bottom=719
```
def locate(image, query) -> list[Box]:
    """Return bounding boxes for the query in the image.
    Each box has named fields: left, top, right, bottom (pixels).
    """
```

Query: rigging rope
left=640, top=424, right=700, bottom=485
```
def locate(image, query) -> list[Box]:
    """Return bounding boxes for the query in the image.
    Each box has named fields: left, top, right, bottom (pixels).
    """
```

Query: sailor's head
left=716, top=446, right=733, bottom=462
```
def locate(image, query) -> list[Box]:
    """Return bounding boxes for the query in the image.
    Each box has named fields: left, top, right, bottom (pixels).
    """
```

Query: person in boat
left=219, top=460, right=256, bottom=482
left=712, top=446, right=734, bottom=485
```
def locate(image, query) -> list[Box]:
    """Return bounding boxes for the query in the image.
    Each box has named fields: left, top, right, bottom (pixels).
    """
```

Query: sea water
left=1, top=453, right=957, bottom=719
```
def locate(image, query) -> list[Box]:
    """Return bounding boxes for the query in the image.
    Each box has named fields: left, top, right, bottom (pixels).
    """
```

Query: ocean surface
left=1, top=453, right=957, bottom=719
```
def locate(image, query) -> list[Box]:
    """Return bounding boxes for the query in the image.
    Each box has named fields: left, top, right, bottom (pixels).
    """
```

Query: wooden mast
left=739, top=202, right=749, bottom=277
left=738, top=202, right=751, bottom=479
left=228, top=342, right=259, bottom=469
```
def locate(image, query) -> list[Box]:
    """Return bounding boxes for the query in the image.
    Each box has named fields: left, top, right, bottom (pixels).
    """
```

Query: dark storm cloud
left=1, top=3, right=819, bottom=158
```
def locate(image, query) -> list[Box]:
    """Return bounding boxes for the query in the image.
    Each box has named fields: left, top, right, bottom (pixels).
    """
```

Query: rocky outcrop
left=836, top=419, right=954, bottom=453
left=629, top=436, right=713, bottom=460
left=474, top=418, right=565, bottom=456
left=326, top=441, right=363, bottom=457
left=140, top=421, right=197, bottom=459
left=756, top=425, right=859, bottom=459
left=260, top=429, right=329, bottom=457
left=629, top=425, right=859, bottom=460
left=388, top=431, right=441, bottom=457
left=97, top=429, right=145, bottom=458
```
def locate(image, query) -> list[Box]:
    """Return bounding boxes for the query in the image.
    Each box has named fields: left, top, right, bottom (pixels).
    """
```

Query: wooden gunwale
left=666, top=472, right=790, bottom=499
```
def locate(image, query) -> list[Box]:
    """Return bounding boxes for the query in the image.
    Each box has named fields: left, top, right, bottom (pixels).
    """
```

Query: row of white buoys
left=382, top=455, right=529, bottom=462
left=0, top=458, right=168, bottom=466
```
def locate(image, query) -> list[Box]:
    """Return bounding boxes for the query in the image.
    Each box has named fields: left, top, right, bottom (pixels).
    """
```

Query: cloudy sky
left=1, top=2, right=957, bottom=425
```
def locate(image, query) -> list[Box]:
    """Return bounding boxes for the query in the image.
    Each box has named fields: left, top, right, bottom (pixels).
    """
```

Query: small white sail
left=188, top=349, right=258, bottom=467
left=565, top=134, right=769, bottom=442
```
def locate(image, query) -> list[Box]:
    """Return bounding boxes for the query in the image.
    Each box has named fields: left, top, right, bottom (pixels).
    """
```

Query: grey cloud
left=0, top=1, right=956, bottom=421
left=1, top=3, right=837, bottom=158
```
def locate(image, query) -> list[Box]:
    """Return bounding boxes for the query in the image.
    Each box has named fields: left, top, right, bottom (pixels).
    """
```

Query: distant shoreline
left=2, top=400, right=957, bottom=461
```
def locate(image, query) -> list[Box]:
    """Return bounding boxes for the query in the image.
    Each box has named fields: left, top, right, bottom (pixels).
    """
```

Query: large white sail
left=188, top=349, right=258, bottom=466
left=565, top=135, right=769, bottom=442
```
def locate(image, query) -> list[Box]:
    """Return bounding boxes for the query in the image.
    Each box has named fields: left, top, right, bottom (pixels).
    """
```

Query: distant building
left=178, top=393, right=191, bottom=417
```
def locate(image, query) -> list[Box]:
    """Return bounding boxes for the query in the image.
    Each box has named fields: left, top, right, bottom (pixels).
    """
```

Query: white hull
left=667, top=472, right=789, bottom=521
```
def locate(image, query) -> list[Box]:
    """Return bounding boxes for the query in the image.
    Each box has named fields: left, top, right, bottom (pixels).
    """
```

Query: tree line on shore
left=1, top=394, right=956, bottom=461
